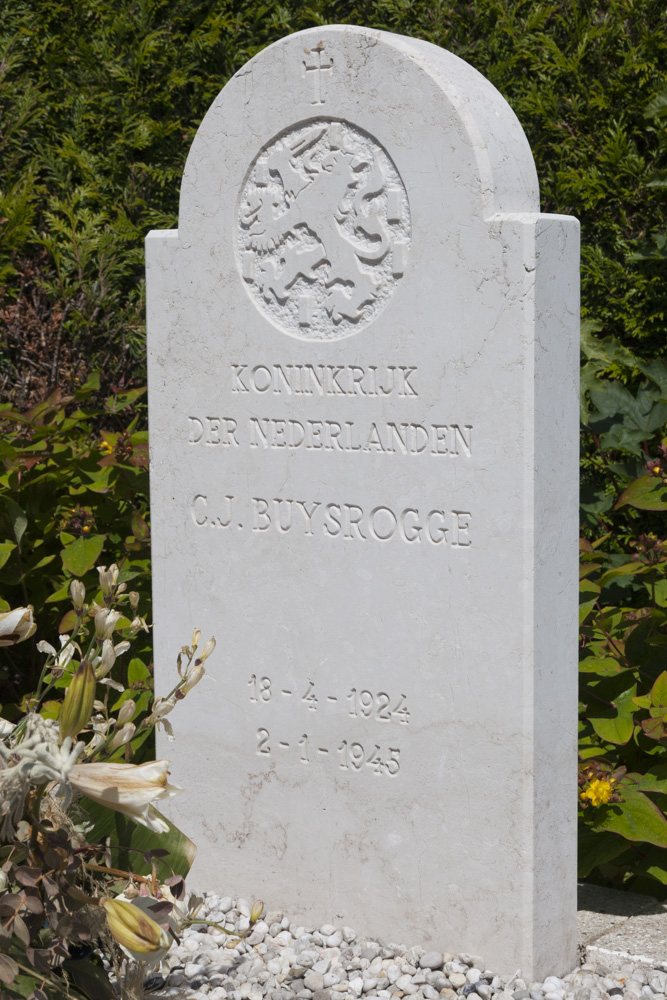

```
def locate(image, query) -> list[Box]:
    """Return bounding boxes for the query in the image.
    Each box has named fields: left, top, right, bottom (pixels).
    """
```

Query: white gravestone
left=146, top=25, right=579, bottom=978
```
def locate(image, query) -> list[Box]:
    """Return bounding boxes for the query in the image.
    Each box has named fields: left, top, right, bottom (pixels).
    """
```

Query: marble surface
left=146, top=25, right=580, bottom=979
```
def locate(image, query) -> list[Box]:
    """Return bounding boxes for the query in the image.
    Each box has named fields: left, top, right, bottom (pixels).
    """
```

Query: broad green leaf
left=1, top=497, right=27, bottom=547
left=589, top=682, right=636, bottom=744
left=30, top=553, right=56, bottom=570
left=105, top=386, right=146, bottom=413
left=641, top=717, right=666, bottom=740
left=81, top=799, right=196, bottom=879
left=579, top=657, right=622, bottom=676
left=593, top=788, right=667, bottom=848
left=84, top=466, right=113, bottom=493
left=615, top=475, right=667, bottom=511
left=61, top=957, right=115, bottom=1000
left=597, top=563, right=645, bottom=587
left=635, top=852, right=667, bottom=885
left=651, top=671, right=667, bottom=708
left=131, top=510, right=149, bottom=540
left=59, top=609, right=78, bottom=633
left=0, top=540, right=16, bottom=570
left=60, top=534, right=106, bottom=576
left=625, top=772, right=667, bottom=795
left=128, top=657, right=150, bottom=685
left=579, top=579, right=600, bottom=623
left=653, top=579, right=667, bottom=607
left=577, top=827, right=628, bottom=877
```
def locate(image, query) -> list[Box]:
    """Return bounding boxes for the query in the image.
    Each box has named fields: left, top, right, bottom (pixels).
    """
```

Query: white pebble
left=349, top=978, right=365, bottom=998
left=327, top=932, right=344, bottom=948
left=467, top=968, right=482, bottom=984
left=320, top=924, right=336, bottom=936
left=396, top=974, right=419, bottom=994
left=363, top=978, right=378, bottom=992
left=343, top=927, right=357, bottom=943
left=305, top=972, right=324, bottom=992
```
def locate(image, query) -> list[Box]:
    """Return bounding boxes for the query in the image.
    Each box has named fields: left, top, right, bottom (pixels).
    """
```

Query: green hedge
left=1, top=0, right=666, bottom=402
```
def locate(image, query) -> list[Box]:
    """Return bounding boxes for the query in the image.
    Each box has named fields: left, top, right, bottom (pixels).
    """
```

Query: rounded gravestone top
left=235, top=117, right=411, bottom=341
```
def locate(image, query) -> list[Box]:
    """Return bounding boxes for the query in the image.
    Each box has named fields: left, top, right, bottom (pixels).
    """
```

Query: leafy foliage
left=0, top=375, right=151, bottom=713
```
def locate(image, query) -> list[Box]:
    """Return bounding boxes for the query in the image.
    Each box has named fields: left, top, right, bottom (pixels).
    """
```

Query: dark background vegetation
left=1, top=0, right=667, bottom=895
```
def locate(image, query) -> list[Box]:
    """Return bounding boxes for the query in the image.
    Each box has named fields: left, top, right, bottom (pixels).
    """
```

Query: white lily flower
left=0, top=607, right=36, bottom=647
left=99, top=677, right=125, bottom=692
left=95, top=638, right=116, bottom=678
left=37, top=640, right=57, bottom=656
left=114, top=640, right=131, bottom=657
left=180, top=662, right=204, bottom=695
left=94, top=608, right=122, bottom=639
left=116, top=700, right=136, bottom=727
left=68, top=760, right=181, bottom=833
left=97, top=564, right=119, bottom=598
left=70, top=580, right=85, bottom=610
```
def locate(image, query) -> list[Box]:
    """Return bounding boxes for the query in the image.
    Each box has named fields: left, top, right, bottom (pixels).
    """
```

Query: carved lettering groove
left=236, top=119, right=411, bottom=340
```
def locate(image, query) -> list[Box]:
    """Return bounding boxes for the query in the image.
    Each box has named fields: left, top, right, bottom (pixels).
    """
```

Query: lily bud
left=180, top=663, right=204, bottom=695
left=60, top=660, right=96, bottom=742
left=196, top=637, right=216, bottom=664
left=129, top=591, right=140, bottom=612
left=96, top=639, right=116, bottom=679
left=70, top=579, right=86, bottom=610
left=98, top=564, right=119, bottom=598
left=116, top=699, right=136, bottom=727
left=101, top=898, right=169, bottom=954
left=250, top=899, right=264, bottom=923
left=0, top=606, right=36, bottom=647
left=108, top=722, right=136, bottom=751
left=191, top=628, right=201, bottom=649
left=147, top=696, right=176, bottom=722
left=95, top=608, right=122, bottom=640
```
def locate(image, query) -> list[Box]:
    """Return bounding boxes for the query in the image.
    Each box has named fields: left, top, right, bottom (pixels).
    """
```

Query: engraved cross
left=303, top=45, right=333, bottom=105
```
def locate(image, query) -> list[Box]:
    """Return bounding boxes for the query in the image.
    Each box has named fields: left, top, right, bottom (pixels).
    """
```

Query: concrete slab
left=578, top=882, right=667, bottom=971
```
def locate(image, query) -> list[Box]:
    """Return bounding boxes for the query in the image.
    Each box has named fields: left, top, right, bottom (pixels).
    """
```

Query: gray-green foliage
left=1, top=0, right=666, bottom=404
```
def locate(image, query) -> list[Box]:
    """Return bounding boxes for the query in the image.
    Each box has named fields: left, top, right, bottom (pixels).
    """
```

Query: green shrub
left=1, top=0, right=666, bottom=403
left=0, top=373, right=151, bottom=717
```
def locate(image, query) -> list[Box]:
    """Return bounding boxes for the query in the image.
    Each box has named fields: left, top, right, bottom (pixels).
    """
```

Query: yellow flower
left=101, top=897, right=170, bottom=955
left=580, top=777, right=615, bottom=807
left=0, top=606, right=36, bottom=646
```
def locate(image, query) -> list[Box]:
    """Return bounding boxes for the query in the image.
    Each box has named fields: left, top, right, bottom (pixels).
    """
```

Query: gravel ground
left=135, top=894, right=667, bottom=1000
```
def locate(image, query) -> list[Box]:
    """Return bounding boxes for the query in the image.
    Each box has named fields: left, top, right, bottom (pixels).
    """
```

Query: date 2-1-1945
left=255, top=728, right=401, bottom=776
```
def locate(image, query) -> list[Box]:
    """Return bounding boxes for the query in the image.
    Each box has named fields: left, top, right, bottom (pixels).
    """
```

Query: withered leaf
left=13, top=912, right=31, bottom=947
left=0, top=953, right=19, bottom=984
left=14, top=866, right=42, bottom=887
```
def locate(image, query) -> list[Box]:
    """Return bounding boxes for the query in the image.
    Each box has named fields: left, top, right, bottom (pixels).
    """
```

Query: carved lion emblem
left=236, top=119, right=411, bottom=340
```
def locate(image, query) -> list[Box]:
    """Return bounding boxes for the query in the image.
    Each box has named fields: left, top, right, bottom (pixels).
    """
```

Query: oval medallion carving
left=236, top=118, right=411, bottom=340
